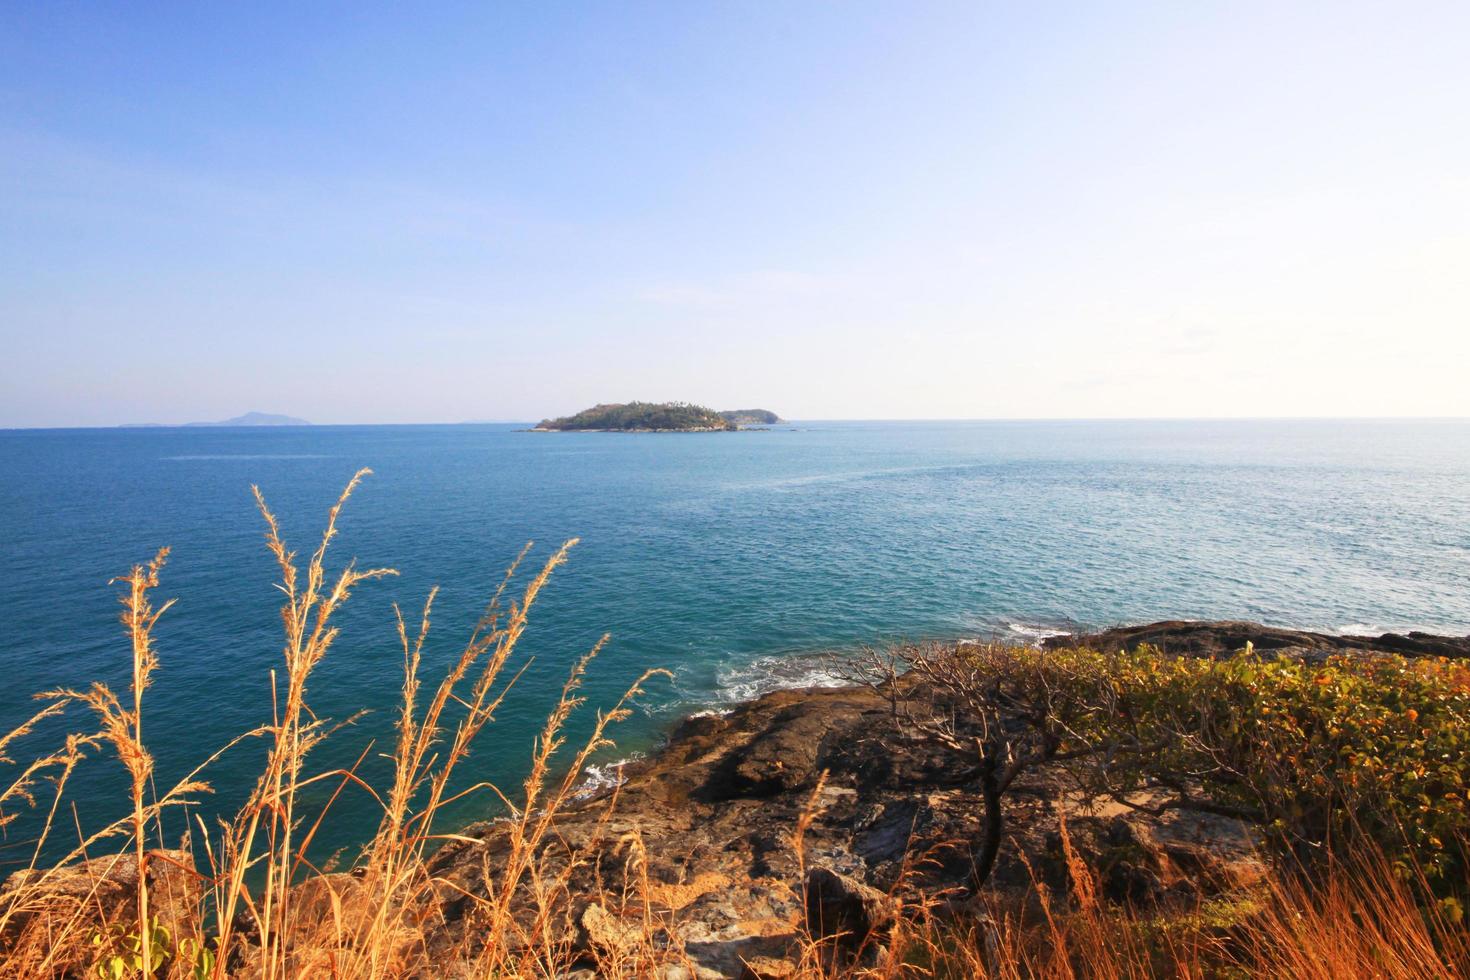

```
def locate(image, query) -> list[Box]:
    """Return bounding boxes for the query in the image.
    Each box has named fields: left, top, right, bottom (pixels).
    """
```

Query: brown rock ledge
left=424, top=620, right=1468, bottom=974
left=425, top=666, right=1271, bottom=975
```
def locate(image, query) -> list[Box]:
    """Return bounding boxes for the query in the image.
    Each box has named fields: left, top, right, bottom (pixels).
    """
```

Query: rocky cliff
left=428, top=621, right=1413, bottom=975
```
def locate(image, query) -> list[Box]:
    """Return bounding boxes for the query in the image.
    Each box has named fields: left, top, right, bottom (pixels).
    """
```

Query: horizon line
left=5, top=415, right=1470, bottom=432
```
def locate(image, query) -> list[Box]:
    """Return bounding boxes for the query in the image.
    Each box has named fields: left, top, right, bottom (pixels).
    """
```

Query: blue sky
left=3, top=2, right=1468, bottom=426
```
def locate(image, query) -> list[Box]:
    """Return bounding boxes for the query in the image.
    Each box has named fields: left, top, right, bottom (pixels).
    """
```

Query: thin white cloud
left=636, top=269, right=842, bottom=309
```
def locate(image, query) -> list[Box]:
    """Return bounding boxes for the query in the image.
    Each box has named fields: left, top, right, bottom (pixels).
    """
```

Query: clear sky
left=3, top=2, right=1467, bottom=426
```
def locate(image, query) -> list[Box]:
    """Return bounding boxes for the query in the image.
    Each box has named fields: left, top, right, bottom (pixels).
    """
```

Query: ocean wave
left=572, top=752, right=645, bottom=801
left=712, top=654, right=854, bottom=704
left=1000, top=622, right=1072, bottom=644
left=954, top=620, right=1078, bottom=648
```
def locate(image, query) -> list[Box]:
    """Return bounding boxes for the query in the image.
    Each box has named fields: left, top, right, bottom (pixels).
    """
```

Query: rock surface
left=8, top=620, right=1458, bottom=977
left=424, top=620, right=1467, bottom=974
left=424, top=656, right=1271, bottom=975
left=803, top=867, right=897, bottom=949
left=0, top=850, right=198, bottom=974
left=5, top=621, right=1460, bottom=976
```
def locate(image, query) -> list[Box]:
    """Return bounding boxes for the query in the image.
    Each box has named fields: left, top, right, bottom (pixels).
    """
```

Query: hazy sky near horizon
left=3, top=3, right=1468, bottom=427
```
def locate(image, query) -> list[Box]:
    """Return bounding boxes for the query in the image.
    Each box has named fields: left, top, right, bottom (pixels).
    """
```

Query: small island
left=535, top=401, right=781, bottom=432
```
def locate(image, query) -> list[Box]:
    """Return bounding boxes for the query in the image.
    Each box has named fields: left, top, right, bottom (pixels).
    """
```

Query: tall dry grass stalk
left=0, top=472, right=669, bottom=978
left=962, top=817, right=1470, bottom=980
left=204, top=469, right=398, bottom=976
left=1, top=543, right=221, bottom=977
left=1236, top=842, right=1470, bottom=979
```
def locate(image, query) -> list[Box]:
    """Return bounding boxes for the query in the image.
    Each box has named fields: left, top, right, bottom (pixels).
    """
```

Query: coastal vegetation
left=1, top=476, right=1467, bottom=977
left=874, top=640, right=1470, bottom=898
left=536, top=401, right=780, bottom=431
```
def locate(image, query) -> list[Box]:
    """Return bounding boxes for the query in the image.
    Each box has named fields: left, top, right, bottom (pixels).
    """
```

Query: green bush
left=948, top=642, right=1470, bottom=895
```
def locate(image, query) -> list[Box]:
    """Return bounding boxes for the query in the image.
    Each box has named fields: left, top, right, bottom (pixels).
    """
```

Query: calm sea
left=2, top=420, right=1468, bottom=864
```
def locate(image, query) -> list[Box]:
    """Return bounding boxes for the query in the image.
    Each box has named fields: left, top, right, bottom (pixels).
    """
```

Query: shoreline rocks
left=10, top=621, right=1461, bottom=976
left=424, top=620, right=1465, bottom=975
left=1045, top=619, right=1470, bottom=659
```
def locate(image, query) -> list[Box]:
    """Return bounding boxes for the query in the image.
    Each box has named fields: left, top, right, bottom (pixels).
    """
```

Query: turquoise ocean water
left=2, top=419, right=1468, bottom=865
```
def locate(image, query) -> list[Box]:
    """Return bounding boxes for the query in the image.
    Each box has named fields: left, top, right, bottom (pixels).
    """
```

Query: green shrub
left=1045, top=644, right=1470, bottom=894
left=934, top=639, right=1469, bottom=895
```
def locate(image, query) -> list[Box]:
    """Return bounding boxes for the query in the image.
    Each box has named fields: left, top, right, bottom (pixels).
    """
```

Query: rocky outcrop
left=1044, top=619, right=1470, bottom=659
left=422, top=679, right=1265, bottom=976
left=427, top=616, right=1470, bottom=973
left=803, top=867, right=897, bottom=950
left=8, top=622, right=1462, bottom=976
left=0, top=850, right=198, bottom=975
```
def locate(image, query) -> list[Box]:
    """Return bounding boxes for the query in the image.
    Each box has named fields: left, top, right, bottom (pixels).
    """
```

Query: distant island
left=535, top=401, right=782, bottom=432
left=119, top=412, right=311, bottom=428
left=185, top=412, right=311, bottom=427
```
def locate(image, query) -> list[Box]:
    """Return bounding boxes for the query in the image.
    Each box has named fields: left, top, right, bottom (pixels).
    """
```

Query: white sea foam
left=1335, top=623, right=1387, bottom=637
left=1331, top=622, right=1442, bottom=637
left=712, top=655, right=853, bottom=703
left=573, top=752, right=645, bottom=801
left=956, top=622, right=1075, bottom=648
left=1003, top=622, right=1072, bottom=644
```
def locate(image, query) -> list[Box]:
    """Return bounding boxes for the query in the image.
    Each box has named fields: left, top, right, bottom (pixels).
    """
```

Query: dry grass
left=0, top=472, right=673, bottom=978
left=0, top=474, right=1466, bottom=978
left=776, top=828, right=1470, bottom=980
left=947, top=831, right=1470, bottom=980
